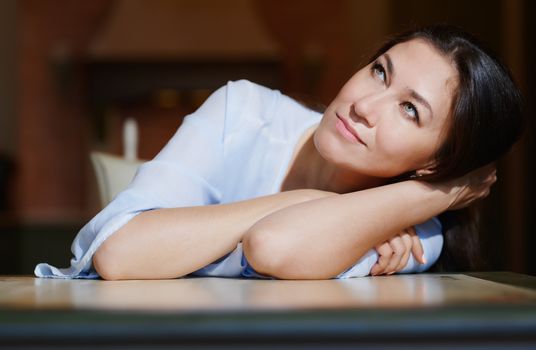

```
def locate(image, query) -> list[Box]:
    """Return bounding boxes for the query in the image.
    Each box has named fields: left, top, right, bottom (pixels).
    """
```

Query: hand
left=370, top=226, right=426, bottom=276
left=437, top=162, right=497, bottom=211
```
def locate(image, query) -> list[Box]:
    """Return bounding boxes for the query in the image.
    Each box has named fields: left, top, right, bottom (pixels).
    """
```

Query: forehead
left=385, top=39, right=458, bottom=126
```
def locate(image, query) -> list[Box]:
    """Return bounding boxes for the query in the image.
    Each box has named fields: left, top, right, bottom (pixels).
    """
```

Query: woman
left=35, top=25, right=524, bottom=280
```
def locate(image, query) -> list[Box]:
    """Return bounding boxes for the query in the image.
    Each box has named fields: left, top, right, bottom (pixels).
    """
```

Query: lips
left=336, top=114, right=367, bottom=146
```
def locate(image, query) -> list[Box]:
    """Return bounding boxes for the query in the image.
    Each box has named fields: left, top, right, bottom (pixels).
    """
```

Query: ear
left=414, top=160, right=438, bottom=177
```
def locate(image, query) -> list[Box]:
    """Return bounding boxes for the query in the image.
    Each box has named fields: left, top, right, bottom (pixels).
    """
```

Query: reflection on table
left=1, top=273, right=535, bottom=311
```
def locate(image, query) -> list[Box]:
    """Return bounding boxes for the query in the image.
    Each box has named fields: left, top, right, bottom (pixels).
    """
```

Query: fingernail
left=421, top=255, right=427, bottom=264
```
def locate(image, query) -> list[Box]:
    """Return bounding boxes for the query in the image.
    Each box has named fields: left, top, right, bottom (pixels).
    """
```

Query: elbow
left=93, top=240, right=125, bottom=281
left=242, top=227, right=286, bottom=278
left=242, top=227, right=335, bottom=280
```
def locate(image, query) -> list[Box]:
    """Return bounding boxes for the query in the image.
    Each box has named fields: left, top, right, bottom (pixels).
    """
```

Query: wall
left=3, top=0, right=533, bottom=274
left=0, top=0, right=17, bottom=158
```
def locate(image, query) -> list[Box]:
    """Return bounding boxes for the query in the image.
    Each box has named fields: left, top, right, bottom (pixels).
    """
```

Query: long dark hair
left=373, top=25, right=525, bottom=272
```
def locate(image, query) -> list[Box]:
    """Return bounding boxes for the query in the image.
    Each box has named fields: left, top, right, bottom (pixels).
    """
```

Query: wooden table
left=1, top=272, right=536, bottom=349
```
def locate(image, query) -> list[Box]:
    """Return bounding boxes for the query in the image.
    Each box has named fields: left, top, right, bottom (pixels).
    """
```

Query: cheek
left=376, top=125, right=413, bottom=156
left=376, top=125, right=435, bottom=166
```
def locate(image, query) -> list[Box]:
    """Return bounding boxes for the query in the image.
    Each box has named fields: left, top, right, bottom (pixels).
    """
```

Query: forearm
left=243, top=180, right=452, bottom=279
left=93, top=189, right=335, bottom=280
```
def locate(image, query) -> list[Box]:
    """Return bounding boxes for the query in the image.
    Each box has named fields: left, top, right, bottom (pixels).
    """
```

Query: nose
left=350, top=94, right=381, bottom=128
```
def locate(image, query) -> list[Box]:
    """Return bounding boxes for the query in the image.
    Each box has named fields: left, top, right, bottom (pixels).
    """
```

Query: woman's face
left=314, top=38, right=458, bottom=178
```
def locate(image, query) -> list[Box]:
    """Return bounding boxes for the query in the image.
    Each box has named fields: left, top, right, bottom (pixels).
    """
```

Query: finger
left=485, top=171, right=497, bottom=184
left=371, top=242, right=392, bottom=275
left=383, top=235, right=405, bottom=275
left=411, top=236, right=426, bottom=265
left=469, top=163, right=496, bottom=184
left=371, top=243, right=393, bottom=275
left=482, top=164, right=497, bottom=183
left=480, top=162, right=496, bottom=177
left=407, top=227, right=425, bottom=264
left=395, top=232, right=413, bottom=271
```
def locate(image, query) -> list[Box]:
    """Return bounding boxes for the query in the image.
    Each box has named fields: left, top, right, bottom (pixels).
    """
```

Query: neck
left=281, top=129, right=387, bottom=194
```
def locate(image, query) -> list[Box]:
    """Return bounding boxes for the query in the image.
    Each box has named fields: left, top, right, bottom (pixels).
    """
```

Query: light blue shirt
left=35, top=80, right=443, bottom=279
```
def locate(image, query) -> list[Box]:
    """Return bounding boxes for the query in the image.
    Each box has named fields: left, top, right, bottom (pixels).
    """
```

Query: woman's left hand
left=370, top=227, right=426, bottom=276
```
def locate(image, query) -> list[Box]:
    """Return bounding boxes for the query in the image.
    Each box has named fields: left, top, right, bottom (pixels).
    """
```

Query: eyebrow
left=383, top=53, right=434, bottom=120
left=384, top=53, right=394, bottom=80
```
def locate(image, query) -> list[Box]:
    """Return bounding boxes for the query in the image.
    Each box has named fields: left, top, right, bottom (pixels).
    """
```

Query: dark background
left=0, top=0, right=533, bottom=275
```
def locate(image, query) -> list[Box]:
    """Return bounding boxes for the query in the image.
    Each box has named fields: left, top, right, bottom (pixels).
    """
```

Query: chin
left=313, top=128, right=340, bottom=164
left=313, top=129, right=359, bottom=171
left=314, top=129, right=397, bottom=179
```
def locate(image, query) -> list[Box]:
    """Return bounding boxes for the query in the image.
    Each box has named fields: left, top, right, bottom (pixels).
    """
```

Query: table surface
left=2, top=272, right=536, bottom=348
left=1, top=272, right=536, bottom=311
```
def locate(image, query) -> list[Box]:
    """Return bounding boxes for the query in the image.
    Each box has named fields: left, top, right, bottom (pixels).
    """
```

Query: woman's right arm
left=93, top=189, right=337, bottom=280
left=241, top=164, right=496, bottom=279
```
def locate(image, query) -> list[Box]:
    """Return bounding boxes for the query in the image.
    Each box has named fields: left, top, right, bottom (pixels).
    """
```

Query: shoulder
left=224, top=79, right=322, bottom=134
left=225, top=79, right=318, bottom=112
left=226, top=79, right=278, bottom=96
left=177, top=80, right=278, bottom=134
left=224, top=79, right=281, bottom=119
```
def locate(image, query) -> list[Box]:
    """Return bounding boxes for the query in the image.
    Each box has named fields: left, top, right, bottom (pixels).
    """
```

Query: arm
left=35, top=81, right=332, bottom=280
left=93, top=189, right=336, bottom=280
left=242, top=165, right=496, bottom=279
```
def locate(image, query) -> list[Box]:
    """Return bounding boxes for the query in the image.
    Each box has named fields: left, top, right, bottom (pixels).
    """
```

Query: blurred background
left=0, top=0, right=533, bottom=275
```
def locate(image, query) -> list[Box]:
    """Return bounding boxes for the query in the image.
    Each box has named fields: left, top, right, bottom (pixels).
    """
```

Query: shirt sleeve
left=336, top=216, right=444, bottom=279
left=34, top=84, right=229, bottom=279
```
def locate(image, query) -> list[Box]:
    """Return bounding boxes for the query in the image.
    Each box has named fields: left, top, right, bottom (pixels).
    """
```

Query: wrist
left=409, top=179, right=453, bottom=213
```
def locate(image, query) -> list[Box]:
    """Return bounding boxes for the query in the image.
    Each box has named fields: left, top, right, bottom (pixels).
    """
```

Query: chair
left=90, top=118, right=146, bottom=208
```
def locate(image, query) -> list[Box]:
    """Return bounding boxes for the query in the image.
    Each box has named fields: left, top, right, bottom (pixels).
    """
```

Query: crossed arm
left=241, top=180, right=451, bottom=279
left=93, top=165, right=496, bottom=280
